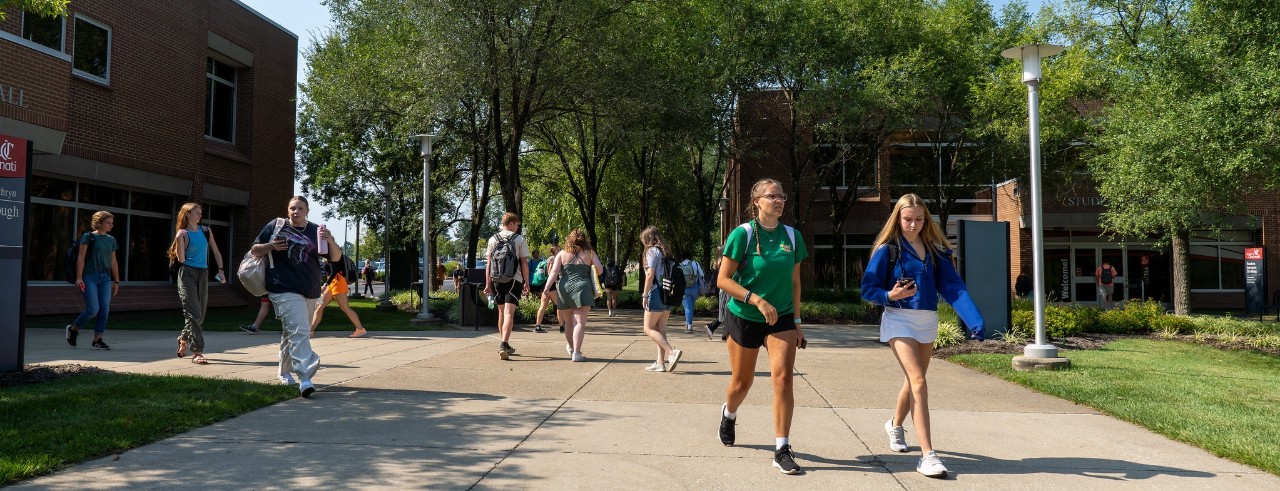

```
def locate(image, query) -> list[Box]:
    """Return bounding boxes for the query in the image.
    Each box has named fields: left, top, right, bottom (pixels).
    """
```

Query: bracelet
left=112, top=281, right=120, bottom=284
left=743, top=291, right=753, bottom=304
left=793, top=317, right=802, bottom=324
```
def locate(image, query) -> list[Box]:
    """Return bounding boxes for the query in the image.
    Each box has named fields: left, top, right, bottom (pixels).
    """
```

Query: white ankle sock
left=722, top=403, right=736, bottom=420
left=776, top=437, right=789, bottom=449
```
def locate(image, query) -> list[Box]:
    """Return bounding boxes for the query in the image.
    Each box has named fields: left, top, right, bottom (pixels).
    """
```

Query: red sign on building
left=1245, top=248, right=1263, bottom=261
left=0, top=134, right=27, bottom=178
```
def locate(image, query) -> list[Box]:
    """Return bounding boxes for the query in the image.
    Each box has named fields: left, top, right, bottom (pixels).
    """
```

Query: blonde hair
left=90, top=211, right=113, bottom=231
left=870, top=193, right=948, bottom=260
left=640, top=225, right=669, bottom=257
left=563, top=229, right=592, bottom=254
left=748, top=178, right=783, bottom=220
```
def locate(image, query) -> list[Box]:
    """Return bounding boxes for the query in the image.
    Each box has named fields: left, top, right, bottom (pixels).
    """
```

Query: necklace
left=757, top=219, right=779, bottom=232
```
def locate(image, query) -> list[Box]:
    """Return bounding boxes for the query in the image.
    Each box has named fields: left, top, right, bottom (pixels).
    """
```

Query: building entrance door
left=1072, top=246, right=1126, bottom=305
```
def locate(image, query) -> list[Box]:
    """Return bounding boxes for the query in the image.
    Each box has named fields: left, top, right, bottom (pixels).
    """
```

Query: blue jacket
left=861, top=240, right=985, bottom=338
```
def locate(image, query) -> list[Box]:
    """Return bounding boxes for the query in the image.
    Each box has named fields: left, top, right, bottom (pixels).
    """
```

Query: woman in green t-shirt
left=715, top=178, right=808, bottom=475
left=68, top=210, right=121, bottom=350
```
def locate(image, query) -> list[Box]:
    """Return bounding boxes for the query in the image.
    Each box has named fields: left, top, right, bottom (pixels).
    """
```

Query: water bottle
left=317, top=224, right=328, bottom=254
left=487, top=293, right=496, bottom=309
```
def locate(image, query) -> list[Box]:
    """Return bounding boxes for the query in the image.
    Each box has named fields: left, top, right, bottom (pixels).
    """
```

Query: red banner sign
left=1245, top=248, right=1263, bottom=261
left=0, top=134, right=27, bottom=178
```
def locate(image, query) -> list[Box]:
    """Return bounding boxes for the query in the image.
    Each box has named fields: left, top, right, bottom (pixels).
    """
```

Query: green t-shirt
left=722, top=222, right=808, bottom=322
left=80, top=232, right=119, bottom=275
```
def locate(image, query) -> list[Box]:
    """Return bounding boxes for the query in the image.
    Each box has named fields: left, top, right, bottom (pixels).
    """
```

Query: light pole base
left=1012, top=355, right=1071, bottom=371
left=409, top=315, right=443, bottom=327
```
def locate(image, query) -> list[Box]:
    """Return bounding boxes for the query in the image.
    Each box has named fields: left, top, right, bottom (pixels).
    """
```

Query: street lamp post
left=379, top=187, right=393, bottom=308
left=412, top=134, right=437, bottom=320
left=350, top=219, right=362, bottom=298
left=1002, top=43, right=1069, bottom=369
left=609, top=213, right=622, bottom=264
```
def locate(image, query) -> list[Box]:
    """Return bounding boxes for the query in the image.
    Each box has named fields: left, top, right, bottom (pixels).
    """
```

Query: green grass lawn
left=0, top=373, right=296, bottom=486
left=25, top=295, right=455, bottom=333
left=949, top=339, right=1280, bottom=476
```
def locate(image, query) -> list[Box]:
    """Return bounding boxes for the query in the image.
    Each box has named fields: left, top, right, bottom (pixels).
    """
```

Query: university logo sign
left=0, top=135, right=26, bottom=178
left=1245, top=248, right=1263, bottom=261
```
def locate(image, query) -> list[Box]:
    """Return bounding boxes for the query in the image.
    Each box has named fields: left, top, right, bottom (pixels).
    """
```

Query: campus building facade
left=2, top=0, right=297, bottom=315
left=725, top=91, right=1279, bottom=311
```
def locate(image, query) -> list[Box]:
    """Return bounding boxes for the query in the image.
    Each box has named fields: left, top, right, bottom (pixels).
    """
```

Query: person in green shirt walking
left=715, top=178, right=808, bottom=475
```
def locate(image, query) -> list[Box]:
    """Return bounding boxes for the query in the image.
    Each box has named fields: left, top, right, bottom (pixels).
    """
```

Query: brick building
left=2, top=0, right=297, bottom=315
left=726, top=90, right=1279, bottom=311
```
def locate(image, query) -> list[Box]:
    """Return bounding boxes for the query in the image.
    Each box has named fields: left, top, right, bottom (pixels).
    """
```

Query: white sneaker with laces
left=278, top=374, right=296, bottom=385
left=572, top=351, right=586, bottom=362
left=885, top=419, right=908, bottom=452
left=644, top=362, right=666, bottom=372
left=917, top=450, right=948, bottom=478
left=666, top=349, right=683, bottom=372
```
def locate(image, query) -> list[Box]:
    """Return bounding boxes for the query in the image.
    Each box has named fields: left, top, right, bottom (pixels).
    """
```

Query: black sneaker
left=239, top=324, right=260, bottom=334
left=719, top=404, right=736, bottom=446
left=772, top=445, right=801, bottom=475
left=705, top=322, right=718, bottom=340
left=66, top=325, right=78, bottom=347
left=504, top=343, right=516, bottom=354
left=91, top=339, right=110, bottom=350
left=533, top=325, right=547, bottom=333
left=559, top=324, right=565, bottom=333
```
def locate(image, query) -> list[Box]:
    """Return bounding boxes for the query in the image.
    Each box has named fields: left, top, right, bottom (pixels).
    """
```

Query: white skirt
left=880, top=307, right=940, bottom=343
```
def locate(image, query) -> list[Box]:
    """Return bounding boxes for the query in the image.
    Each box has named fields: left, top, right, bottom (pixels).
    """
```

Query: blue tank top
left=184, top=227, right=209, bottom=268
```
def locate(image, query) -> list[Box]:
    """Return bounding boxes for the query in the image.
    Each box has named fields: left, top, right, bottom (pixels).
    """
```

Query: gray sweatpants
left=178, top=266, right=208, bottom=353
left=269, top=292, right=321, bottom=382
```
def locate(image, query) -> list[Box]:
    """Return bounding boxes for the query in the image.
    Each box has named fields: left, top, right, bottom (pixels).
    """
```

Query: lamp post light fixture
left=610, top=213, right=622, bottom=265
left=412, top=134, right=438, bottom=320
left=1002, top=43, right=1070, bottom=369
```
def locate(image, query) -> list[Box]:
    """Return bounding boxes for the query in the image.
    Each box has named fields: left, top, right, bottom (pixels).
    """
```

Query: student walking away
left=363, top=259, right=377, bottom=296
left=484, top=212, right=532, bottom=360
left=311, top=256, right=368, bottom=338
left=544, top=229, right=605, bottom=362
left=529, top=252, right=549, bottom=329
left=240, top=295, right=272, bottom=334
left=1096, top=261, right=1118, bottom=310
left=602, top=260, right=625, bottom=317
left=249, top=196, right=341, bottom=397
left=639, top=226, right=682, bottom=373
left=679, top=253, right=705, bottom=333
left=861, top=193, right=985, bottom=478
left=452, top=263, right=467, bottom=293
left=716, top=178, right=808, bottom=475
left=168, top=203, right=227, bottom=364
left=535, top=246, right=569, bottom=334
left=67, top=211, right=121, bottom=350
left=705, top=255, right=728, bottom=340
left=433, top=258, right=446, bottom=291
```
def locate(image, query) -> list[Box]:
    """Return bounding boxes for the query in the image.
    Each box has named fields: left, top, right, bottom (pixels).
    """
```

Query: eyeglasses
left=760, top=193, right=788, bottom=202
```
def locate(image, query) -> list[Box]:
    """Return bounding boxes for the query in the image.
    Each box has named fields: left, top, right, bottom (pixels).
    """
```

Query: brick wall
left=5, top=0, right=297, bottom=315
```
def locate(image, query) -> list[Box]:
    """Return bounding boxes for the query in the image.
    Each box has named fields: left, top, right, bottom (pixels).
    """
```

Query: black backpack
left=336, top=255, right=359, bottom=282
left=1100, top=266, right=1114, bottom=284
left=660, top=254, right=685, bottom=305
left=490, top=233, right=521, bottom=283
left=63, top=233, right=97, bottom=284
left=700, top=267, right=719, bottom=297
left=602, top=264, right=622, bottom=288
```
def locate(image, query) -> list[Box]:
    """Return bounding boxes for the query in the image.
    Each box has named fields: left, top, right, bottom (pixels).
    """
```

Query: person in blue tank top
left=169, top=203, right=226, bottom=365
left=861, top=193, right=985, bottom=479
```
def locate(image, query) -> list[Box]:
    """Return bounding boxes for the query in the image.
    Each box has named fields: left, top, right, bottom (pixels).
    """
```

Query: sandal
left=348, top=328, right=367, bottom=338
left=191, top=353, right=208, bottom=365
left=176, top=338, right=187, bottom=358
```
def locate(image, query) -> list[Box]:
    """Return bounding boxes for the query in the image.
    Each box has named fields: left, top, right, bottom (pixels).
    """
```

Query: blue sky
left=234, top=0, right=1045, bottom=244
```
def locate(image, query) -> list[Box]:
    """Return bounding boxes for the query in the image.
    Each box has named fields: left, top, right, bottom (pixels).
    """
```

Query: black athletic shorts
left=494, top=280, right=523, bottom=305
left=725, top=310, right=796, bottom=350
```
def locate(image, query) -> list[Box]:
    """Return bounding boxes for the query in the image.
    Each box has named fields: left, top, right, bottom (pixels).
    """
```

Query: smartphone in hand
left=799, top=338, right=808, bottom=349
left=897, top=276, right=916, bottom=289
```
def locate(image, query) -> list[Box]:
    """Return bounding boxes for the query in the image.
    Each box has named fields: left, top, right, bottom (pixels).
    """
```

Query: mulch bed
left=935, top=333, right=1128, bottom=357
left=0, top=364, right=111, bottom=389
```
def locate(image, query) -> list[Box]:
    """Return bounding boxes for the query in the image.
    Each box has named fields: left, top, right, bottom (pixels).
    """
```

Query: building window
left=22, top=12, right=65, bottom=52
left=72, top=15, right=111, bottom=82
left=1189, top=242, right=1249, bottom=291
left=27, top=176, right=179, bottom=283
left=205, top=57, right=237, bottom=142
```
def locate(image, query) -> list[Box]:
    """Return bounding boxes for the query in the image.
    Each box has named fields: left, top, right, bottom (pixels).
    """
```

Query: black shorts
left=725, top=310, right=796, bottom=350
left=494, top=280, right=523, bottom=305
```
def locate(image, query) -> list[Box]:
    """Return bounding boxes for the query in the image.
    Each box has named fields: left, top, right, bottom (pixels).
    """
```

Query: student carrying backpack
left=63, top=234, right=97, bottom=284
left=602, top=263, right=623, bottom=289
left=660, top=254, right=685, bottom=306
left=531, top=258, right=549, bottom=288
left=490, top=233, right=522, bottom=284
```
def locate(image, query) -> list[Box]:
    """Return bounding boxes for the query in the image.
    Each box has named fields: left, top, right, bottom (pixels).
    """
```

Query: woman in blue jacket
left=861, top=193, right=984, bottom=479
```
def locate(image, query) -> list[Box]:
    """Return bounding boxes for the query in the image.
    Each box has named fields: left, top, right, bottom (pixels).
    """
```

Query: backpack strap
left=739, top=222, right=797, bottom=258
left=268, top=218, right=285, bottom=269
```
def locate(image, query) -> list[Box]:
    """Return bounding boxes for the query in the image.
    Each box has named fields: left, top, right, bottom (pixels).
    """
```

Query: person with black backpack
left=602, top=260, right=625, bottom=317
left=66, top=210, right=121, bottom=350
left=715, top=178, right=809, bottom=475
left=484, top=212, right=532, bottom=360
left=310, top=255, right=368, bottom=338
left=168, top=203, right=227, bottom=365
left=639, top=225, right=682, bottom=373
left=1096, top=261, right=1119, bottom=310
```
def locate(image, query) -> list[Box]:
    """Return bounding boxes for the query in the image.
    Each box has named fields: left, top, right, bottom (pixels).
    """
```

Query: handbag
left=237, top=218, right=285, bottom=296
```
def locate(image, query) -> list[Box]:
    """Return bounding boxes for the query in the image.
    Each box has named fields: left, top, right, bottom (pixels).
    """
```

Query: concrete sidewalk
left=14, top=311, right=1278, bottom=490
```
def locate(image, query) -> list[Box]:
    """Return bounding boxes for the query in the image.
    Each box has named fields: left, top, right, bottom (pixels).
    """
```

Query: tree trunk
left=1170, top=228, right=1190, bottom=315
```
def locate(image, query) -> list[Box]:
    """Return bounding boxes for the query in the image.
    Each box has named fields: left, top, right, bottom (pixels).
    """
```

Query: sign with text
left=0, top=133, right=31, bottom=372
left=1244, top=247, right=1265, bottom=315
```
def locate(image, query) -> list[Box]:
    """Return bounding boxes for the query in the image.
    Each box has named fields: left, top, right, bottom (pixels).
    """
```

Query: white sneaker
left=277, top=374, right=296, bottom=385
left=571, top=351, right=586, bottom=362
left=666, top=349, right=682, bottom=372
left=299, top=380, right=316, bottom=398
left=685, top=326, right=694, bottom=333
left=885, top=419, right=908, bottom=452
left=566, top=344, right=573, bottom=356
left=644, top=362, right=666, bottom=372
left=917, top=451, right=948, bottom=478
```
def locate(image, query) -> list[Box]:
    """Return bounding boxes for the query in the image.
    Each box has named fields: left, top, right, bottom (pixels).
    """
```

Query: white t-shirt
left=485, top=230, right=532, bottom=283
left=645, top=246, right=664, bottom=280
